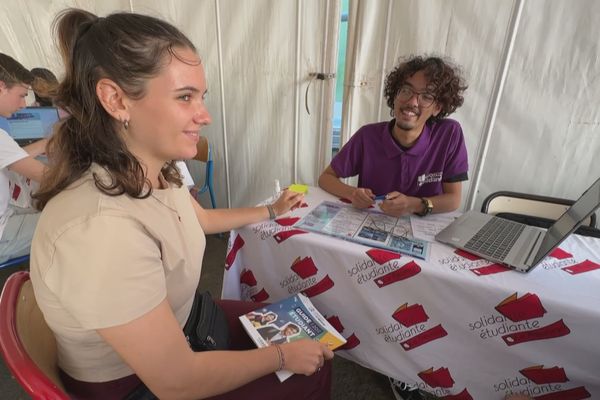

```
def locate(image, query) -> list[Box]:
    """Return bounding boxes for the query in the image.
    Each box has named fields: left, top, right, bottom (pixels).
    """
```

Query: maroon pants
left=204, top=300, right=332, bottom=400
left=62, top=300, right=332, bottom=400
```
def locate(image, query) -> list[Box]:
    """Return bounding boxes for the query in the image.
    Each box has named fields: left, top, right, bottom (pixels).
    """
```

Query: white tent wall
left=477, top=0, right=600, bottom=211
left=342, top=0, right=600, bottom=214
left=0, top=1, right=132, bottom=75
left=0, top=0, right=340, bottom=209
left=1, top=0, right=598, bottom=213
left=208, top=0, right=340, bottom=208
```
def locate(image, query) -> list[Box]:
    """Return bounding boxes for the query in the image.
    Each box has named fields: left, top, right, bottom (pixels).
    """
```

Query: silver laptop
left=435, top=177, right=600, bottom=272
left=0, top=106, right=59, bottom=146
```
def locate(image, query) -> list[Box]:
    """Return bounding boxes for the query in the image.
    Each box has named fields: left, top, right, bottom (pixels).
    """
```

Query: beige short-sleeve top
left=30, top=164, right=206, bottom=382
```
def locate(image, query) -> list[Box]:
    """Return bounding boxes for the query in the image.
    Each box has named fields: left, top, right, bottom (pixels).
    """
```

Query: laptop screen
left=0, top=107, right=60, bottom=140
left=533, top=177, right=600, bottom=264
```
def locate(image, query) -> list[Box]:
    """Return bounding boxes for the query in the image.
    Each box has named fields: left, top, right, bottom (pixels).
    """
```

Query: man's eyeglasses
left=396, top=85, right=436, bottom=108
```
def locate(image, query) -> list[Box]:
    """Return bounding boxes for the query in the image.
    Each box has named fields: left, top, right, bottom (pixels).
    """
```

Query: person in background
left=30, top=67, right=71, bottom=120
left=0, top=53, right=48, bottom=264
left=30, top=8, right=333, bottom=400
left=30, top=67, right=59, bottom=106
left=319, top=55, right=469, bottom=218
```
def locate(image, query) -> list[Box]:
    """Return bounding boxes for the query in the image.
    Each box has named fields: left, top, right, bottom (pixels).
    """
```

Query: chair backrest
left=194, top=136, right=210, bottom=163
left=482, top=191, right=596, bottom=228
left=190, top=135, right=216, bottom=208
left=0, top=271, right=69, bottom=399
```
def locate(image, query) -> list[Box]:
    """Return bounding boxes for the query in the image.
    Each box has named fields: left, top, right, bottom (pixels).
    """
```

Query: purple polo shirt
left=330, top=118, right=468, bottom=198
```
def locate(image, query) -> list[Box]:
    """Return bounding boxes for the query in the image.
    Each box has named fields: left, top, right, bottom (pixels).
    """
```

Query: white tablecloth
left=222, top=187, right=600, bottom=400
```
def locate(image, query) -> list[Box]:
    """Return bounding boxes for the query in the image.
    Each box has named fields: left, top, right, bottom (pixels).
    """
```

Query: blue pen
left=374, top=194, right=387, bottom=201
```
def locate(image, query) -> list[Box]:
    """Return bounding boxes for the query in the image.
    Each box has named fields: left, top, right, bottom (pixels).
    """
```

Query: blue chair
left=0, top=255, right=30, bottom=271
left=192, top=136, right=216, bottom=209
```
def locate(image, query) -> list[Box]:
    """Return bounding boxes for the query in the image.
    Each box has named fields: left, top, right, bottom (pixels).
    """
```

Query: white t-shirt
left=175, top=160, right=195, bottom=188
left=0, top=128, right=28, bottom=237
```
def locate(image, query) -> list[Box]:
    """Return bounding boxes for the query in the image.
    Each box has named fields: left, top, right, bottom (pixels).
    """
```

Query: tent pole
left=293, top=0, right=303, bottom=184
left=376, top=0, right=393, bottom=121
left=466, top=0, right=525, bottom=211
left=215, top=0, right=232, bottom=208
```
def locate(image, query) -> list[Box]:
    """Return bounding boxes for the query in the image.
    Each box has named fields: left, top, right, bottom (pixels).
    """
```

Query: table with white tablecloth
left=222, top=187, right=600, bottom=400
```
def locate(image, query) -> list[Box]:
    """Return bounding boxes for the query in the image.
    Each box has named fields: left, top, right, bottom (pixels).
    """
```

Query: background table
left=222, top=187, right=600, bottom=400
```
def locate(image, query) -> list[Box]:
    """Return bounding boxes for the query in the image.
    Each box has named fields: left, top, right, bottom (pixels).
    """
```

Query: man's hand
left=379, top=192, right=421, bottom=217
left=350, top=188, right=375, bottom=209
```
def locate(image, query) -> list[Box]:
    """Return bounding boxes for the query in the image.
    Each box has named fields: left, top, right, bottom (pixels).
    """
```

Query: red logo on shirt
left=11, top=183, right=21, bottom=200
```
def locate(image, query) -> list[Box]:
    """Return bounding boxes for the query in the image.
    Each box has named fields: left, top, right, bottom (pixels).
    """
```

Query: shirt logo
left=417, top=172, right=442, bottom=187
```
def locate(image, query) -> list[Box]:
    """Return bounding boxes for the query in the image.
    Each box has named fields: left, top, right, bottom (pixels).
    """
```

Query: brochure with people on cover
left=239, top=293, right=346, bottom=382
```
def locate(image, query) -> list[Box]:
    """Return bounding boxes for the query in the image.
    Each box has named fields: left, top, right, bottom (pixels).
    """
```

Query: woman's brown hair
left=34, top=8, right=197, bottom=210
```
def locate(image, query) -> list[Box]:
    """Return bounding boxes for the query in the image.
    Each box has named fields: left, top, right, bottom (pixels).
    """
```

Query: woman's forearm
left=172, top=347, right=280, bottom=400
left=198, top=206, right=270, bottom=234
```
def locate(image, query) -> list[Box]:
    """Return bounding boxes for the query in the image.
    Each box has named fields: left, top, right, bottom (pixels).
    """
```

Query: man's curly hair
left=384, top=56, right=467, bottom=122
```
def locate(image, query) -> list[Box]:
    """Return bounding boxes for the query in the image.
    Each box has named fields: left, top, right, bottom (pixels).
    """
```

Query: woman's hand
left=280, top=339, right=334, bottom=375
left=272, top=190, right=304, bottom=216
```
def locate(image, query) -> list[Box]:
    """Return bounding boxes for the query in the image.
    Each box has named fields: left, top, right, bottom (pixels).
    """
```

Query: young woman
left=0, top=53, right=48, bottom=263
left=30, top=8, right=333, bottom=400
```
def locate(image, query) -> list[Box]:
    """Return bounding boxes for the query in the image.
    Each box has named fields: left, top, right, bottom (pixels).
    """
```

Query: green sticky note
left=289, top=184, right=309, bottom=194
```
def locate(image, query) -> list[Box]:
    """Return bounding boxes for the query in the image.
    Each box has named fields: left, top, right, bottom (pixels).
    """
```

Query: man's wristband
left=266, top=204, right=277, bottom=220
left=416, top=197, right=433, bottom=217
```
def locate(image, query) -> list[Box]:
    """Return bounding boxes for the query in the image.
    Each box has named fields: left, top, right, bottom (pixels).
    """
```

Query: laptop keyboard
left=465, top=218, right=525, bottom=260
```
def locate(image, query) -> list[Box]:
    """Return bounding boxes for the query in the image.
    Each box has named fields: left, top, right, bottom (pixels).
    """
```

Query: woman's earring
left=123, top=119, right=129, bottom=130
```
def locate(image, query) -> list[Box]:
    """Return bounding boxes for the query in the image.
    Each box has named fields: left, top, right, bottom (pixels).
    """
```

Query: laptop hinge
left=524, top=231, right=543, bottom=267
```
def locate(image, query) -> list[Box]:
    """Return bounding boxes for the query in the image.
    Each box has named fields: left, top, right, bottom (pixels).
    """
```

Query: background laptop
left=436, top=177, right=600, bottom=272
left=0, top=106, right=59, bottom=146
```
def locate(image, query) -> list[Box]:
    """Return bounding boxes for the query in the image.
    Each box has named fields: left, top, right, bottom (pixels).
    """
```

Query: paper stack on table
left=410, top=211, right=461, bottom=242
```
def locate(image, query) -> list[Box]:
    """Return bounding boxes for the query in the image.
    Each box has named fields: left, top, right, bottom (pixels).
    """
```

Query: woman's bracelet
left=274, top=343, right=285, bottom=371
left=266, top=204, right=276, bottom=220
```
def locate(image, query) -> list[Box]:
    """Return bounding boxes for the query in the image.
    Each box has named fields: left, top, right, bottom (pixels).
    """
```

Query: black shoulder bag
left=183, top=291, right=230, bottom=351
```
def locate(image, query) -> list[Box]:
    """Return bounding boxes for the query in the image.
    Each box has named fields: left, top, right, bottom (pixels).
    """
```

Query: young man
left=319, top=55, right=469, bottom=217
left=0, top=53, right=48, bottom=263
